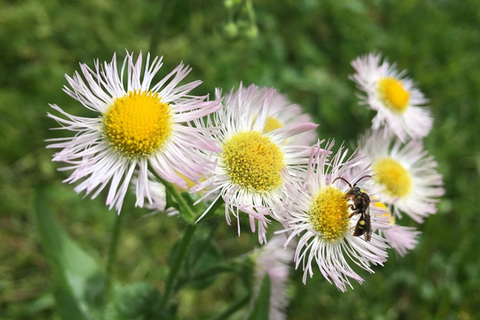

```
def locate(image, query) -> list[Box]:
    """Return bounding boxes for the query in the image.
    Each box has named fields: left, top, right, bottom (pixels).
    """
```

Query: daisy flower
left=374, top=202, right=420, bottom=257
left=47, top=51, right=220, bottom=213
left=359, top=129, right=444, bottom=223
left=251, top=234, right=294, bottom=320
left=262, top=90, right=317, bottom=146
left=280, top=141, right=390, bottom=291
left=192, top=84, right=318, bottom=243
left=350, top=52, right=432, bottom=142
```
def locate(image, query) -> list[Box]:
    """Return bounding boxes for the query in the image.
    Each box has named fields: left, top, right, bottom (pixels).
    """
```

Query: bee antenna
left=332, top=176, right=352, bottom=188
left=353, top=175, right=372, bottom=187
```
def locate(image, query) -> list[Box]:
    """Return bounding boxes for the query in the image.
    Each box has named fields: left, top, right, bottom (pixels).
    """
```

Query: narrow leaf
left=246, top=275, right=271, bottom=320
left=35, top=186, right=106, bottom=320
left=104, top=282, right=163, bottom=320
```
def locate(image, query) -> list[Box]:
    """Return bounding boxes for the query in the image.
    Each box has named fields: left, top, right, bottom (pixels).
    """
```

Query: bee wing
left=364, top=207, right=372, bottom=242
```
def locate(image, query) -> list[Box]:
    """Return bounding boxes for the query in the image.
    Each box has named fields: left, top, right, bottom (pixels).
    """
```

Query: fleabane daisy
left=192, top=84, right=318, bottom=243
left=263, top=90, right=317, bottom=146
left=359, top=129, right=444, bottom=223
left=374, top=202, right=420, bottom=257
left=350, top=53, right=432, bottom=142
left=280, top=141, right=389, bottom=291
left=250, top=234, right=294, bottom=320
left=47, top=51, right=220, bottom=213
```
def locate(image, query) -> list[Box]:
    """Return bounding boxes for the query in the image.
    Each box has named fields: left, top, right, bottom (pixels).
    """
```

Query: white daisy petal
left=261, top=90, right=318, bottom=146
left=373, top=202, right=421, bottom=256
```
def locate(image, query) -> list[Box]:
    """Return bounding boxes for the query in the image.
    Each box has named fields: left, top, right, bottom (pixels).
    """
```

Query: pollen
left=222, top=131, right=284, bottom=192
left=103, top=90, right=173, bottom=158
left=374, top=157, right=412, bottom=198
left=309, top=186, right=350, bottom=241
left=377, top=77, right=410, bottom=113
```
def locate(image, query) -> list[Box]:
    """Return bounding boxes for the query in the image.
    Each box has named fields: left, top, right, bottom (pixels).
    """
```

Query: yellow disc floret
left=264, top=117, right=283, bottom=133
left=222, top=131, right=284, bottom=192
left=103, top=90, right=173, bottom=158
left=377, top=77, right=410, bottom=113
left=374, top=157, right=412, bottom=197
left=309, top=186, right=350, bottom=241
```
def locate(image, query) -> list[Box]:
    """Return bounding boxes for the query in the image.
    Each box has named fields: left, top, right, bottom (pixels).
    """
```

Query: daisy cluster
left=48, top=51, right=444, bottom=294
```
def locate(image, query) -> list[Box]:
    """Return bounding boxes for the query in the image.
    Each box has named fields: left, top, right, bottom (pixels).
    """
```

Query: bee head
left=346, top=186, right=362, bottom=197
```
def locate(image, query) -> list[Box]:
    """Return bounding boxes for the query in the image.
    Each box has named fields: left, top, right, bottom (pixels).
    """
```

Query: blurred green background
left=1, top=0, right=479, bottom=319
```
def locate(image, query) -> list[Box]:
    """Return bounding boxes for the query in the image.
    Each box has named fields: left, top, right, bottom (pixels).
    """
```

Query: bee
left=332, top=175, right=372, bottom=242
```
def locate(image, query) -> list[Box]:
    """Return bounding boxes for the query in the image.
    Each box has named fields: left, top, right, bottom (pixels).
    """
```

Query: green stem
left=246, top=0, right=256, bottom=25
left=177, top=263, right=233, bottom=288
left=207, top=293, right=250, bottom=320
left=159, top=177, right=197, bottom=224
left=160, top=223, right=198, bottom=309
left=104, top=211, right=126, bottom=305
left=177, top=253, right=250, bottom=288
left=191, top=219, right=220, bottom=265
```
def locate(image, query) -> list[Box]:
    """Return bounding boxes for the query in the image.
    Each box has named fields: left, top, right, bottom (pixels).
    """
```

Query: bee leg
left=343, top=208, right=359, bottom=220
left=344, top=194, right=355, bottom=201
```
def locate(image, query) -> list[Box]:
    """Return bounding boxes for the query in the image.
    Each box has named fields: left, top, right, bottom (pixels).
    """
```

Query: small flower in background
left=262, top=90, right=318, bottom=146
left=192, top=84, right=318, bottom=244
left=350, top=53, right=432, bottom=142
left=359, top=129, right=445, bottom=223
left=133, top=172, right=212, bottom=217
left=374, top=202, right=421, bottom=257
left=47, top=51, right=220, bottom=212
left=251, top=235, right=294, bottom=320
left=134, top=175, right=167, bottom=213
left=280, top=141, right=390, bottom=291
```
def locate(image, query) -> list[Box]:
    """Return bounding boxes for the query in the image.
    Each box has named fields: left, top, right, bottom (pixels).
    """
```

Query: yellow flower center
left=377, top=77, right=410, bottom=113
left=222, top=131, right=284, bottom=192
left=174, top=172, right=205, bottom=191
left=374, top=157, right=412, bottom=197
left=103, top=90, right=173, bottom=158
left=309, top=186, right=350, bottom=241
left=253, top=114, right=292, bottom=144
left=374, top=201, right=395, bottom=225
left=263, top=117, right=283, bottom=133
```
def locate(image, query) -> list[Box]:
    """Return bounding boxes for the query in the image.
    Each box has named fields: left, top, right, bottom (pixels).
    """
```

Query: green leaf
left=104, top=283, right=163, bottom=320
left=180, top=190, right=206, bottom=218
left=246, top=275, right=270, bottom=320
left=164, top=184, right=178, bottom=212
left=185, top=237, right=222, bottom=289
left=168, top=226, right=223, bottom=290
left=35, top=186, right=106, bottom=320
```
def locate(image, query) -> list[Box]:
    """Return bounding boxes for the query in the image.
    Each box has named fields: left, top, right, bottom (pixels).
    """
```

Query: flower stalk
left=160, top=223, right=198, bottom=309
left=104, top=210, right=126, bottom=306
